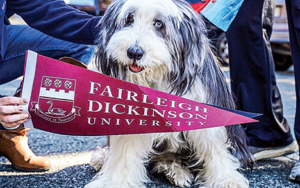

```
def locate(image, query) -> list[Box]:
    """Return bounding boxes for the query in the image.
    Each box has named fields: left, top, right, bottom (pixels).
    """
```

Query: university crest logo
left=30, top=76, right=81, bottom=123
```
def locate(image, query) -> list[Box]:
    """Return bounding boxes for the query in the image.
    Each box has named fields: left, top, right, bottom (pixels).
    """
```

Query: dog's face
left=96, top=0, right=210, bottom=94
left=106, top=0, right=180, bottom=73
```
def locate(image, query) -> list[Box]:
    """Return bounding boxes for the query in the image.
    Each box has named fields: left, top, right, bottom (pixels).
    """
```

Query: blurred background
left=58, top=0, right=292, bottom=71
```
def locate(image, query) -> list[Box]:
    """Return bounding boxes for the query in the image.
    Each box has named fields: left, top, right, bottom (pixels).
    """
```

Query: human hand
left=0, top=97, right=31, bottom=129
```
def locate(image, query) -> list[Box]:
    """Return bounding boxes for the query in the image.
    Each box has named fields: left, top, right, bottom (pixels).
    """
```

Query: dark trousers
left=0, top=24, right=95, bottom=130
left=286, top=0, right=300, bottom=148
left=0, top=24, right=95, bottom=85
left=226, top=0, right=293, bottom=147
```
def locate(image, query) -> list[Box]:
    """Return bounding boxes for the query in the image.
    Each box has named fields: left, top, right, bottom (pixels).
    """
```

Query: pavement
left=0, top=64, right=300, bottom=188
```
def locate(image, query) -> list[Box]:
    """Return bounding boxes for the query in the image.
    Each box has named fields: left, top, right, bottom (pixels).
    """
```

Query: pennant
left=21, top=50, right=258, bottom=136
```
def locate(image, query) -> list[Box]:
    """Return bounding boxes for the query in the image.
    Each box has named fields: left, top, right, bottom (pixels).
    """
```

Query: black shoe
left=248, top=141, right=298, bottom=161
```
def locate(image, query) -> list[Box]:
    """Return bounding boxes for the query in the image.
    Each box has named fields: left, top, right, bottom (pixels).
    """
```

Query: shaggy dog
left=86, top=0, right=254, bottom=187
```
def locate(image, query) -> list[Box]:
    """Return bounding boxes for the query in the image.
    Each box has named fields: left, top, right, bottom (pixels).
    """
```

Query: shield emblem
left=37, top=76, right=76, bottom=119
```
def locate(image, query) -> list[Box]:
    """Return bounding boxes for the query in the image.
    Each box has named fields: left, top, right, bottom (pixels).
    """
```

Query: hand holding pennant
left=20, top=50, right=259, bottom=136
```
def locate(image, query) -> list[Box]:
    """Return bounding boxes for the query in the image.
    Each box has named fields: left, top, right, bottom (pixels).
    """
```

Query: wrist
left=0, top=123, right=21, bottom=130
left=4, top=124, right=21, bottom=130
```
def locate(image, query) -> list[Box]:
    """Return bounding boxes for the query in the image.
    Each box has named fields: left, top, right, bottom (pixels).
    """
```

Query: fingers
left=0, top=113, right=31, bottom=129
left=0, top=96, right=28, bottom=114
left=1, top=118, right=30, bottom=129
left=1, top=113, right=29, bottom=123
left=0, top=105, right=24, bottom=114
left=0, top=96, right=28, bottom=106
left=0, top=96, right=31, bottom=129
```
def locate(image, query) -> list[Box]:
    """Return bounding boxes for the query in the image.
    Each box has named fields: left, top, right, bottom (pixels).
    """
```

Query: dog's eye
left=126, top=14, right=134, bottom=25
left=154, top=20, right=163, bottom=29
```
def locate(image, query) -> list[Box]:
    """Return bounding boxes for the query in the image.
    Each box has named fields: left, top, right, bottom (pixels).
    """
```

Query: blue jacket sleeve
left=7, top=0, right=102, bottom=45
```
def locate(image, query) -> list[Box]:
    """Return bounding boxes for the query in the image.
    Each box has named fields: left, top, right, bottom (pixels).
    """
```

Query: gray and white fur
left=86, top=0, right=254, bottom=187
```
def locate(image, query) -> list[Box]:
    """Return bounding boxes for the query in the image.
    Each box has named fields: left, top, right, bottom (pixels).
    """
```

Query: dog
left=86, top=0, right=254, bottom=187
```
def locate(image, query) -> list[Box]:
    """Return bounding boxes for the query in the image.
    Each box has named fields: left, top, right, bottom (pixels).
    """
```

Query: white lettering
left=195, top=106, right=208, bottom=113
left=112, top=104, right=126, bottom=114
left=151, top=109, right=166, bottom=117
left=179, top=112, right=193, bottom=119
left=125, top=119, right=134, bottom=125
left=142, top=94, right=153, bottom=104
left=167, top=111, right=177, bottom=118
left=126, top=91, right=139, bottom=102
left=100, top=85, right=114, bottom=98
left=116, top=118, right=120, bottom=125
left=170, top=100, right=176, bottom=108
left=143, top=107, right=149, bottom=116
left=165, top=121, right=172, bottom=126
left=87, top=117, right=96, bottom=125
left=156, top=97, right=168, bottom=107
left=117, top=88, right=124, bottom=99
left=186, top=121, right=194, bottom=126
left=178, top=103, right=192, bottom=110
left=101, top=118, right=111, bottom=125
left=89, top=81, right=101, bottom=94
left=152, top=120, right=160, bottom=126
left=195, top=114, right=207, bottom=120
left=128, top=105, right=140, bottom=115
left=88, top=100, right=102, bottom=112
left=104, top=102, right=111, bottom=113
left=139, top=119, right=147, bottom=126
left=199, top=121, right=205, bottom=125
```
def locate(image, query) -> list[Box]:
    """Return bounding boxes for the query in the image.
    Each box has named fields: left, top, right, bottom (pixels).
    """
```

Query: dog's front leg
left=85, top=134, right=153, bottom=188
left=188, top=128, right=249, bottom=188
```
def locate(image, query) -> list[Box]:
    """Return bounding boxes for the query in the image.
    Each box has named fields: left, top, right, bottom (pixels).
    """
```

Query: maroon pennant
left=21, top=50, right=258, bottom=135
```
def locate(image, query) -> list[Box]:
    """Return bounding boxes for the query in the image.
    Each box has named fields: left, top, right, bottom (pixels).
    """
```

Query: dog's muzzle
left=127, top=45, right=144, bottom=73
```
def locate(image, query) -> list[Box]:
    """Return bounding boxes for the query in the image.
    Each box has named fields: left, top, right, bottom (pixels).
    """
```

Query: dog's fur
left=86, top=0, right=254, bottom=187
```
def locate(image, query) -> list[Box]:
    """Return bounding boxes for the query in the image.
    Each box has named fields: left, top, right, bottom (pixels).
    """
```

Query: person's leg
left=0, top=25, right=95, bottom=85
left=0, top=125, right=51, bottom=172
left=285, top=0, right=300, bottom=182
left=285, top=0, right=300, bottom=154
left=226, top=0, right=295, bottom=150
left=0, top=24, right=95, bottom=172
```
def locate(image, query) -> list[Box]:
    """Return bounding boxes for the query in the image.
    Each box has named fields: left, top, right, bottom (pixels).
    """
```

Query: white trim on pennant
left=22, top=50, right=38, bottom=129
left=39, top=88, right=75, bottom=100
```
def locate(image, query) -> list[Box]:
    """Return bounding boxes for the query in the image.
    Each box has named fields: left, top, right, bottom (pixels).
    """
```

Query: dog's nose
left=127, top=45, right=144, bottom=60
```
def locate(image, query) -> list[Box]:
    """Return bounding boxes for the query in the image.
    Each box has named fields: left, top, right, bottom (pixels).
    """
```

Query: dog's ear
left=171, top=0, right=255, bottom=167
left=95, top=0, right=126, bottom=79
left=169, top=1, right=235, bottom=108
left=200, top=51, right=256, bottom=168
left=167, top=0, right=210, bottom=96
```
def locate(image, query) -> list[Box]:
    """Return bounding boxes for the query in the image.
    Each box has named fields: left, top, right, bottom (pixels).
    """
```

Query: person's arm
left=0, top=96, right=30, bottom=129
left=7, top=0, right=102, bottom=45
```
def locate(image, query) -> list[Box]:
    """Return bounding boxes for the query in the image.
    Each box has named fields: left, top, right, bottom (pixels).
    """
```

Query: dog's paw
left=155, top=161, right=193, bottom=187
left=85, top=179, right=112, bottom=188
left=217, top=180, right=248, bottom=188
left=204, top=174, right=248, bottom=188
left=222, top=171, right=249, bottom=188
left=170, top=168, right=193, bottom=187
left=85, top=179, right=146, bottom=188
left=85, top=180, right=112, bottom=188
left=90, top=146, right=110, bottom=171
